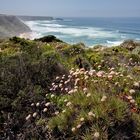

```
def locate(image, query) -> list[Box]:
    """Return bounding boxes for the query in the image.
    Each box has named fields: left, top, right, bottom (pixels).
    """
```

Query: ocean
left=24, top=17, right=140, bottom=47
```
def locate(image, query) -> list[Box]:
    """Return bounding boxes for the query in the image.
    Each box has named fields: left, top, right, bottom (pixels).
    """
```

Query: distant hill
left=0, top=14, right=31, bottom=38
left=18, top=15, right=63, bottom=21
left=18, top=15, right=54, bottom=21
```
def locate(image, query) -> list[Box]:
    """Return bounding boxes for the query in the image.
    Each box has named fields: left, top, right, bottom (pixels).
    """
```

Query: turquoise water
left=25, top=17, right=140, bottom=46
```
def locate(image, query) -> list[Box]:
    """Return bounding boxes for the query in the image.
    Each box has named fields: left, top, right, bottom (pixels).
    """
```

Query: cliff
left=0, top=14, right=31, bottom=38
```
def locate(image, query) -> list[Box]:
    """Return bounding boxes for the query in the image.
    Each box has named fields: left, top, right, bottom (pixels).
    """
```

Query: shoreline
left=19, top=32, right=123, bottom=47
left=19, top=32, right=140, bottom=48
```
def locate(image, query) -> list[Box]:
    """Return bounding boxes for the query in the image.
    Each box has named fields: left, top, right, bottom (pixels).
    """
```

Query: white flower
left=51, top=94, right=55, bottom=98
left=68, top=90, right=74, bottom=94
left=26, top=114, right=31, bottom=120
left=71, top=127, right=76, bottom=132
left=115, top=82, right=119, bottom=86
left=130, top=99, right=135, bottom=104
left=50, top=88, right=53, bottom=91
left=127, top=96, right=133, bottom=100
left=31, top=103, right=35, bottom=107
left=59, top=83, right=63, bottom=88
left=0, top=48, right=2, bottom=52
left=43, top=108, right=48, bottom=112
left=75, top=78, right=80, bottom=85
left=45, top=102, right=51, bottom=107
left=108, top=75, right=113, bottom=80
left=80, top=117, right=85, bottom=122
left=74, top=86, right=78, bottom=89
left=36, top=102, right=40, bottom=107
left=62, top=110, right=66, bottom=113
left=127, top=75, right=133, bottom=80
left=64, top=99, right=68, bottom=103
left=52, top=83, right=55, bottom=86
left=110, top=67, right=115, bottom=71
left=73, top=89, right=77, bottom=93
left=64, top=81, right=68, bottom=84
left=83, top=88, right=88, bottom=93
left=54, top=85, right=58, bottom=88
left=85, top=76, right=89, bottom=80
left=89, top=69, right=96, bottom=76
left=55, top=76, right=59, bottom=80
left=77, top=124, right=82, bottom=129
left=101, top=95, right=107, bottom=102
left=98, top=65, right=101, bottom=69
left=86, top=93, right=91, bottom=97
left=84, top=71, right=89, bottom=75
left=94, top=132, right=100, bottom=138
left=55, top=111, right=59, bottom=115
left=88, top=112, right=95, bottom=117
left=133, top=82, right=139, bottom=88
left=109, top=71, right=116, bottom=75
left=33, top=112, right=37, bottom=118
left=68, top=75, right=72, bottom=78
left=62, top=76, right=65, bottom=79
left=66, top=102, right=72, bottom=107
left=129, top=89, right=135, bottom=94
left=80, top=68, right=85, bottom=71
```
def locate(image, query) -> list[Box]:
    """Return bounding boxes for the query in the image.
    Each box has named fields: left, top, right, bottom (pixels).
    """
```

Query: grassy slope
left=0, top=36, right=140, bottom=140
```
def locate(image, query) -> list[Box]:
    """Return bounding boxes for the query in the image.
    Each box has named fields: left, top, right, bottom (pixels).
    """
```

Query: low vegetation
left=0, top=36, right=140, bottom=140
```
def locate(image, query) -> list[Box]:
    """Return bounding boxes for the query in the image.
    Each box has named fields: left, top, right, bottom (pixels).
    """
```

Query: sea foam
left=24, top=18, right=140, bottom=46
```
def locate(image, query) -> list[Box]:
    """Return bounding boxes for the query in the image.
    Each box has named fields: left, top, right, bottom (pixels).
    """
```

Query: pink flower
left=96, top=71, right=105, bottom=77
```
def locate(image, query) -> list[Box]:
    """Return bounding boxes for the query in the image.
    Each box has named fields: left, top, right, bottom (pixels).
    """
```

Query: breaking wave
left=24, top=18, right=140, bottom=46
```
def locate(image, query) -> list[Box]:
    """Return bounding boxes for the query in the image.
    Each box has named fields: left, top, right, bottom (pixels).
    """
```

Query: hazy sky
left=0, top=0, right=140, bottom=17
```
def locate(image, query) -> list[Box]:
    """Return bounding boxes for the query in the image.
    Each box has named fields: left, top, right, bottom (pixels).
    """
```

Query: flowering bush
left=0, top=37, right=140, bottom=139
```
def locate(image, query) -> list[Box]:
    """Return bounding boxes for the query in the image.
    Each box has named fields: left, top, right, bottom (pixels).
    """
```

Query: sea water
left=24, top=17, right=140, bottom=47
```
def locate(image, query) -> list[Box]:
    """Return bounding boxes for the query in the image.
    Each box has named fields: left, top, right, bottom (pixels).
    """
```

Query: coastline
left=19, top=31, right=123, bottom=47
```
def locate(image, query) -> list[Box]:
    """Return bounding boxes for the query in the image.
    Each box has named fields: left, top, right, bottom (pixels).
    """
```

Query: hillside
left=0, top=14, right=31, bottom=38
left=18, top=15, right=54, bottom=21
left=18, top=15, right=63, bottom=21
left=0, top=36, right=140, bottom=140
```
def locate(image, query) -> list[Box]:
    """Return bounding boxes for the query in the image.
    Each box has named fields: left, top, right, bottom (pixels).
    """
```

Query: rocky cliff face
left=0, top=14, right=31, bottom=38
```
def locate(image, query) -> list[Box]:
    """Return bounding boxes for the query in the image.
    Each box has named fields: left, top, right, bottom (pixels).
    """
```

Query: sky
left=0, top=0, right=140, bottom=17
